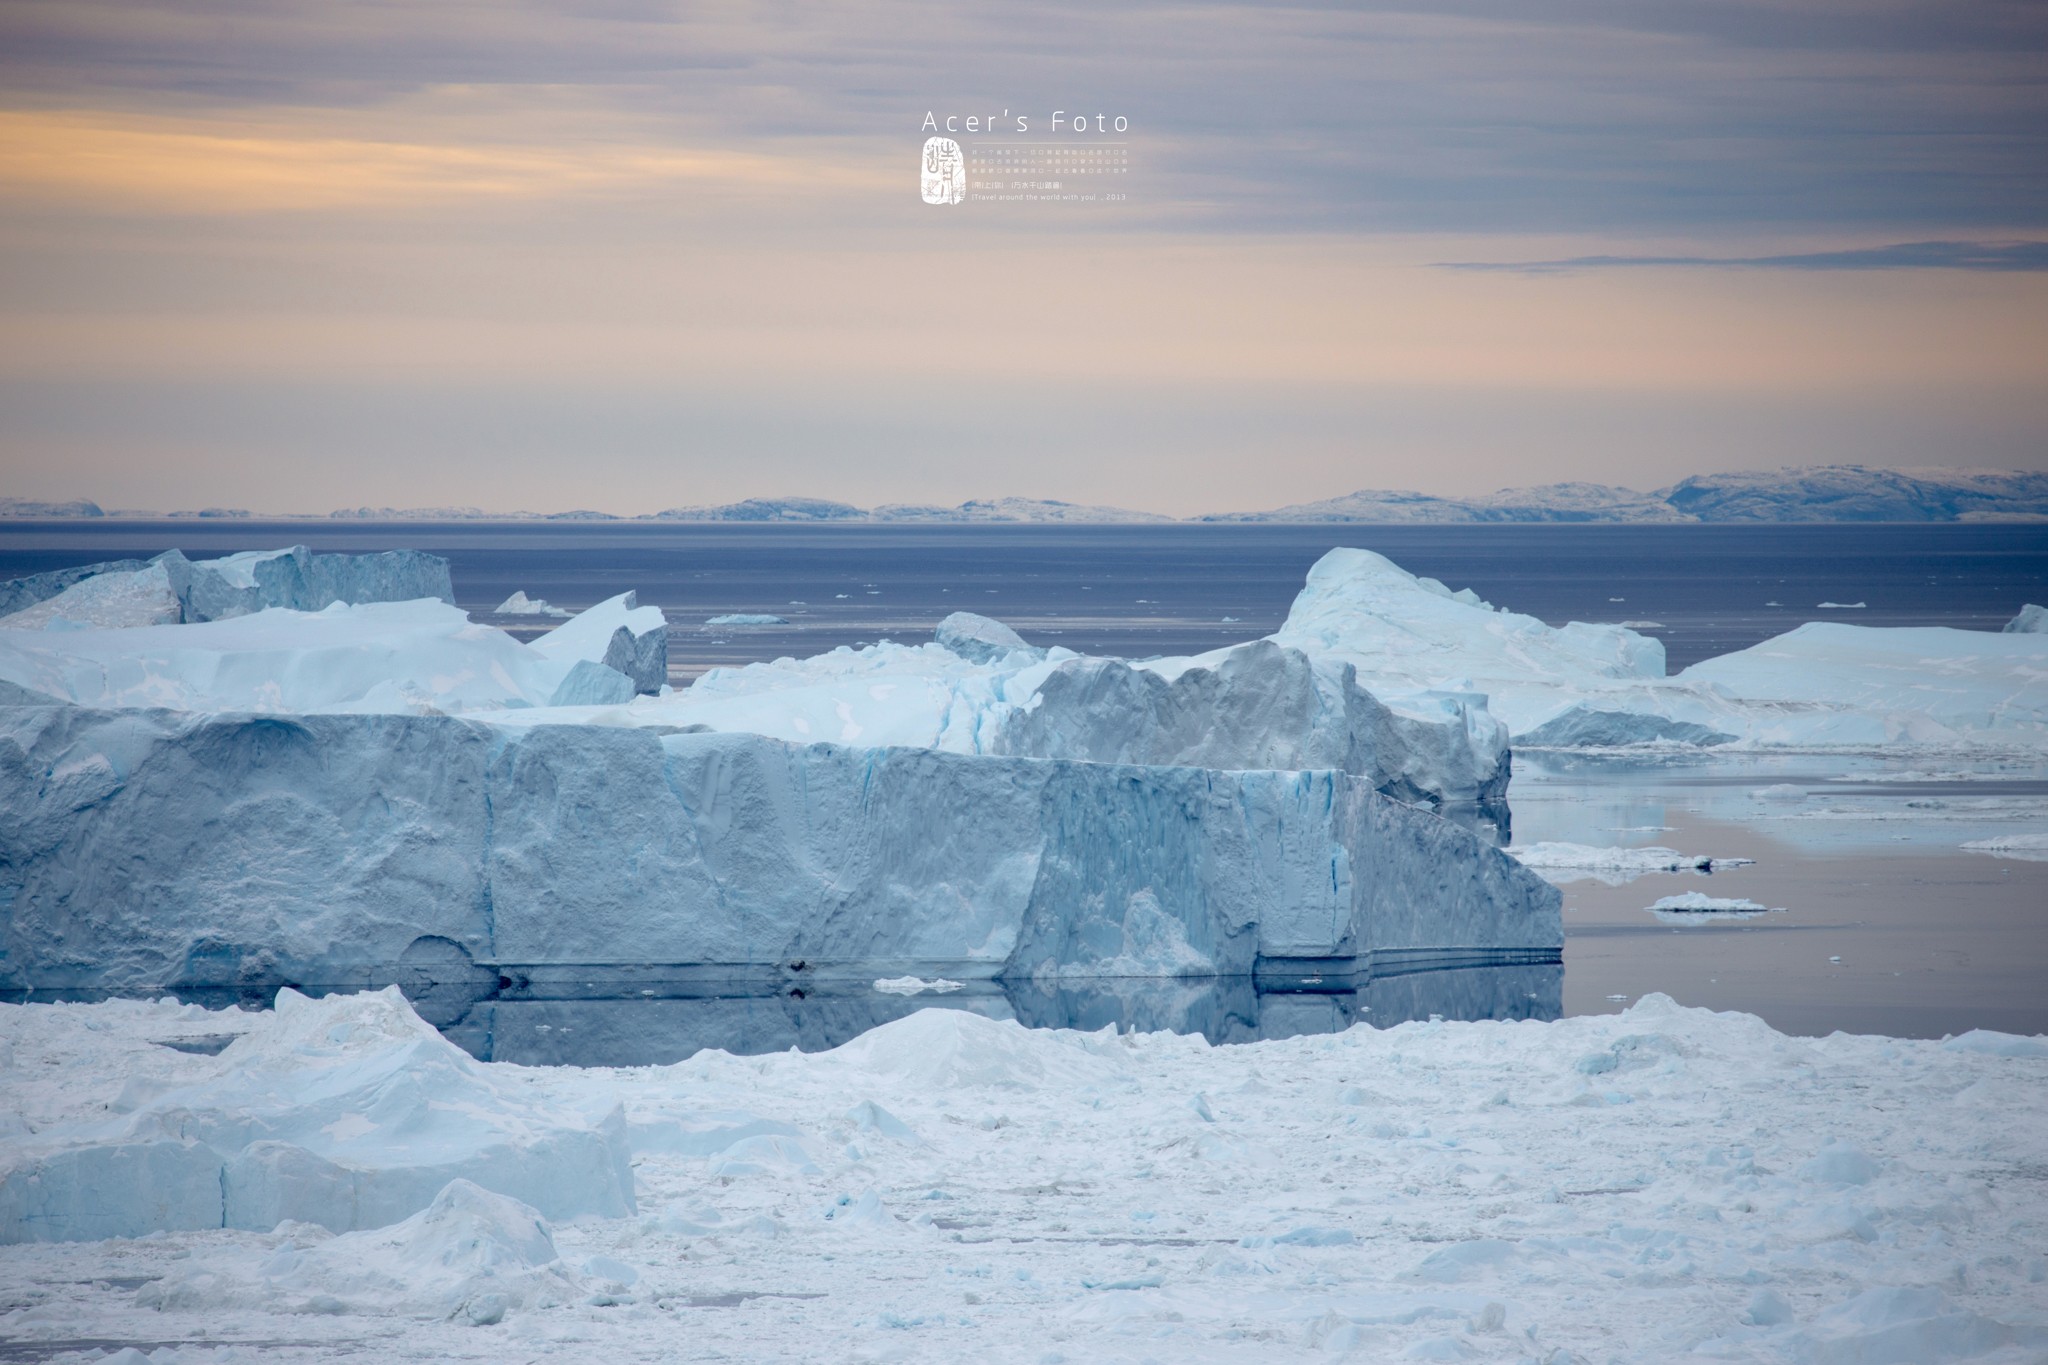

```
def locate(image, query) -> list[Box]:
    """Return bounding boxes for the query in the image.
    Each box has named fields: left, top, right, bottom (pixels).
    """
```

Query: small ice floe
left=1617, top=620, right=1664, bottom=629
left=495, top=591, right=572, bottom=618
left=1816, top=601, right=1867, bottom=609
left=1750, top=783, right=1808, bottom=802
left=1506, top=842, right=1753, bottom=886
left=873, top=976, right=964, bottom=995
left=705, top=613, right=788, bottom=626
left=1648, top=892, right=1782, bottom=923
left=1962, top=832, right=2048, bottom=863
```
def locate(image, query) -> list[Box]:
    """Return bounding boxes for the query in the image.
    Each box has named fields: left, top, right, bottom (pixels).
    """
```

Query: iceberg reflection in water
left=429, top=961, right=1561, bottom=1067
left=0, top=963, right=1561, bottom=1067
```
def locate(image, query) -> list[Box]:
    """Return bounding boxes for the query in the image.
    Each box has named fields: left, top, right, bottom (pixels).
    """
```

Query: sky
left=0, top=0, right=2044, bottom=517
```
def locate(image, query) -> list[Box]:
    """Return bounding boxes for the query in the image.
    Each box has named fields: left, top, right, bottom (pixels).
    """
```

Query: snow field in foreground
left=2, top=991, right=2046, bottom=1363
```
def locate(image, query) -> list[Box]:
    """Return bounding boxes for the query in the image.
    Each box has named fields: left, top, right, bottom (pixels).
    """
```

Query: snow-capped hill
left=1208, top=465, right=2047, bottom=523
left=1660, top=465, right=2048, bottom=522
left=649, top=498, right=867, bottom=522
left=871, top=497, right=1171, bottom=523
left=1205, top=482, right=1690, bottom=523
left=648, top=497, right=1167, bottom=523
left=0, top=498, right=104, bottom=518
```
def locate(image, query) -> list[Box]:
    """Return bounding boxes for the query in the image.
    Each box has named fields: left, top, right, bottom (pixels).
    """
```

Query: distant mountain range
left=7, top=466, right=2047, bottom=524
left=1202, top=467, right=2048, bottom=524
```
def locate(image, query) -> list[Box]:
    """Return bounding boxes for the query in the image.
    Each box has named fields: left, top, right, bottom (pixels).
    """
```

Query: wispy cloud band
left=1439, top=240, right=2048, bottom=273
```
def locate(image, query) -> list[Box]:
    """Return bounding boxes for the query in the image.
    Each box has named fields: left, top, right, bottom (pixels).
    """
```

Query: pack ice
left=2, top=989, right=2044, bottom=1364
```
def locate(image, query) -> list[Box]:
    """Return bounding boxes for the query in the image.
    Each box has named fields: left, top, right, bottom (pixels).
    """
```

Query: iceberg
left=530, top=590, right=668, bottom=694
left=599, top=627, right=1506, bottom=815
left=0, top=987, right=633, bottom=1243
left=1505, top=842, right=1752, bottom=885
left=494, top=591, right=571, bottom=618
left=0, top=557, right=149, bottom=619
left=0, top=707, right=1559, bottom=993
left=934, top=610, right=1039, bottom=663
left=0, top=546, right=453, bottom=625
left=2006, top=603, right=2047, bottom=634
left=1265, top=547, right=2048, bottom=750
left=705, top=612, right=789, bottom=626
left=0, top=561, right=182, bottom=630
left=0, top=595, right=662, bottom=715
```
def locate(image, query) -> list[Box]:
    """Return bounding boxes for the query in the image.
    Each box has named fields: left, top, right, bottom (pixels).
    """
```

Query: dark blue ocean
left=3, top=520, right=2045, bottom=1054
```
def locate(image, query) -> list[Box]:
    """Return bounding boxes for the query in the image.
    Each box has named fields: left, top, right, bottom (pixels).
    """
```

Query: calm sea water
left=4, top=520, right=2045, bottom=1051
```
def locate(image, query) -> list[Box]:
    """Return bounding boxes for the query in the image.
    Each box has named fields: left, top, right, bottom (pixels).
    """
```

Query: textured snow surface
left=3, top=990, right=2045, bottom=1362
left=0, top=710, right=1557, bottom=989
left=0, top=988, right=634, bottom=1242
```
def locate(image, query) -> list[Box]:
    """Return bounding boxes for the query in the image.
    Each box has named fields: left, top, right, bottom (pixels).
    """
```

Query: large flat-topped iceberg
left=0, top=706, right=1559, bottom=992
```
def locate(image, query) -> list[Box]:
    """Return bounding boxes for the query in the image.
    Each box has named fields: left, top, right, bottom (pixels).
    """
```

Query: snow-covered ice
left=0, top=561, right=183, bottom=630
left=610, top=634, right=1510, bottom=814
left=0, top=988, right=633, bottom=1242
left=1647, top=892, right=1783, bottom=922
left=1506, top=842, right=1754, bottom=886
left=1262, top=548, right=2048, bottom=750
left=2005, top=604, right=2046, bottom=634
left=0, top=547, right=453, bottom=627
left=1962, top=833, right=2048, bottom=862
left=2, top=988, right=2044, bottom=1363
left=0, top=592, right=668, bottom=714
left=704, top=614, right=788, bottom=627
left=528, top=591, right=668, bottom=695
left=495, top=591, right=571, bottom=618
